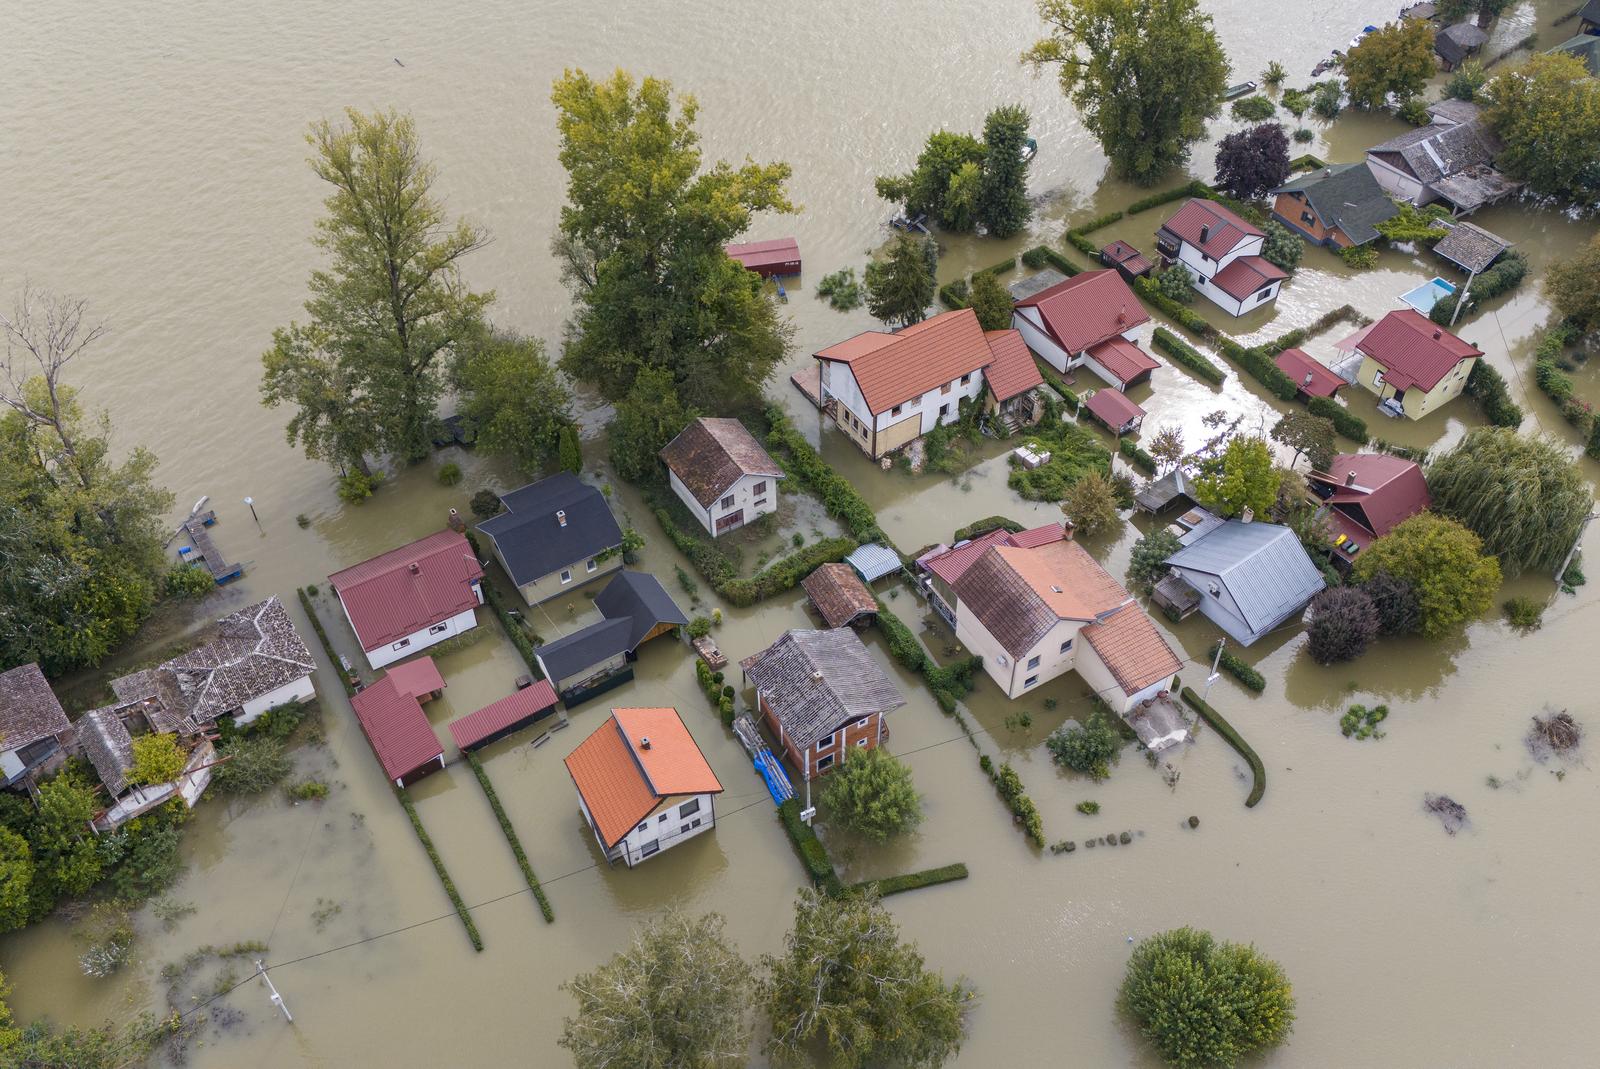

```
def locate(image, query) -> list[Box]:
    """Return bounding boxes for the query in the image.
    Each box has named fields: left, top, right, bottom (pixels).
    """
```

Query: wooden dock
left=180, top=511, right=242, bottom=583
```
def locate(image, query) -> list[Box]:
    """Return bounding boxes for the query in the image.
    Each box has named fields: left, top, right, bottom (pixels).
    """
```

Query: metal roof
left=1013, top=270, right=1150, bottom=356
left=328, top=530, right=483, bottom=653
left=1274, top=348, right=1345, bottom=398
left=1158, top=199, right=1263, bottom=258
left=478, top=474, right=623, bottom=587
left=1165, top=520, right=1326, bottom=643
left=448, top=680, right=559, bottom=751
left=351, top=674, right=444, bottom=783
left=846, top=543, right=902, bottom=582
left=1083, top=387, right=1145, bottom=429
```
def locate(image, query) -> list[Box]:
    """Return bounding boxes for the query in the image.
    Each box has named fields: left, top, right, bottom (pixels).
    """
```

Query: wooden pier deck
left=180, top=511, right=242, bottom=582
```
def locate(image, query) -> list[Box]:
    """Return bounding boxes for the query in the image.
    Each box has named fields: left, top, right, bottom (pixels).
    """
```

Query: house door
left=715, top=509, right=744, bottom=533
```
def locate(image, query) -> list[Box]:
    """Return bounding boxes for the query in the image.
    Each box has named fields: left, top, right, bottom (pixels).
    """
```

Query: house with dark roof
left=350, top=656, right=446, bottom=786
left=741, top=628, right=906, bottom=787
left=952, top=532, right=1183, bottom=723
left=1435, top=22, right=1488, bottom=69
left=1431, top=221, right=1510, bottom=276
left=1270, top=163, right=1401, bottom=249
left=478, top=474, right=624, bottom=606
left=1307, top=454, right=1430, bottom=568
left=78, top=703, right=219, bottom=832
left=659, top=417, right=785, bottom=537
left=1334, top=309, right=1482, bottom=419
left=1548, top=32, right=1600, bottom=75
left=1011, top=269, right=1157, bottom=389
left=565, top=707, right=723, bottom=867
left=1365, top=111, right=1519, bottom=216
left=814, top=309, right=1036, bottom=459
left=1163, top=519, right=1326, bottom=646
left=1583, top=0, right=1600, bottom=32
left=534, top=571, right=688, bottom=703
left=1156, top=199, right=1288, bottom=317
left=328, top=529, right=484, bottom=669
left=0, top=663, right=71, bottom=790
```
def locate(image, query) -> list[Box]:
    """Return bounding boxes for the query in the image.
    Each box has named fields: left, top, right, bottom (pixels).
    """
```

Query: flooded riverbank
left=4, top=0, right=1599, bottom=1065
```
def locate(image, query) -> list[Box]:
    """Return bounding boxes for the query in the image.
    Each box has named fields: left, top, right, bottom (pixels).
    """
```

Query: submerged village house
left=1334, top=309, right=1482, bottom=421
left=478, top=473, right=624, bottom=606
left=534, top=571, right=688, bottom=706
left=1306, top=453, right=1430, bottom=570
left=1161, top=519, right=1326, bottom=647
left=328, top=528, right=484, bottom=670
left=1270, top=163, right=1400, bottom=250
left=1156, top=199, right=1287, bottom=317
left=0, top=663, right=72, bottom=790
left=658, top=416, right=785, bottom=538
left=1363, top=102, right=1519, bottom=216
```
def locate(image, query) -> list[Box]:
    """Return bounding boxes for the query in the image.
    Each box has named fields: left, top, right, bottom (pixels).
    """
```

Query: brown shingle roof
left=659, top=417, right=785, bottom=507
left=0, top=663, right=69, bottom=753
left=565, top=708, right=722, bottom=848
left=816, top=309, right=996, bottom=415
left=1081, top=604, right=1183, bottom=694
left=742, top=629, right=905, bottom=750
left=801, top=563, right=877, bottom=629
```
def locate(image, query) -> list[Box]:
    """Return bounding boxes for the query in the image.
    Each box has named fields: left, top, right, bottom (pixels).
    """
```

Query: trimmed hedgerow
left=464, top=752, right=554, bottom=923
left=397, top=789, right=483, bottom=950
left=296, top=587, right=356, bottom=696
left=764, top=407, right=888, bottom=545
left=1151, top=326, right=1227, bottom=385
left=1181, top=688, right=1266, bottom=808
left=979, top=754, right=1045, bottom=845
left=721, top=539, right=859, bottom=608
left=1023, top=244, right=1082, bottom=278
left=1215, top=336, right=1299, bottom=401
left=779, top=798, right=844, bottom=898
left=853, top=862, right=969, bottom=898
left=1119, top=438, right=1157, bottom=474
left=874, top=600, right=981, bottom=713
left=1132, top=275, right=1219, bottom=338
left=1127, top=181, right=1208, bottom=215
left=1209, top=641, right=1266, bottom=693
left=1306, top=396, right=1369, bottom=444
left=952, top=516, right=1026, bottom=542
left=938, top=278, right=971, bottom=310
left=1465, top=359, right=1523, bottom=428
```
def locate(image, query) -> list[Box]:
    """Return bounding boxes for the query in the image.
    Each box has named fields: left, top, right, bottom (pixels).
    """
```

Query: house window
left=816, top=732, right=836, bottom=750
left=891, top=404, right=903, bottom=417
left=428, top=623, right=449, bottom=635
left=636, top=822, right=648, bottom=835
left=752, top=481, right=767, bottom=495
left=939, top=403, right=950, bottom=419
left=560, top=569, right=572, bottom=584
left=817, top=754, right=835, bottom=771
left=720, top=494, right=736, bottom=510
left=679, top=798, right=700, bottom=818
left=391, top=638, right=410, bottom=651
left=856, top=737, right=869, bottom=747
left=691, top=817, right=702, bottom=828
left=941, top=383, right=952, bottom=395
left=659, top=813, right=669, bottom=823
left=1372, top=369, right=1386, bottom=387
left=1027, top=655, right=1041, bottom=670
left=1060, top=639, right=1073, bottom=654
left=960, top=373, right=972, bottom=385
left=1024, top=675, right=1039, bottom=688
left=681, top=824, right=692, bottom=835
left=1301, top=211, right=1315, bottom=225
left=640, top=840, right=660, bottom=858
left=1256, top=285, right=1274, bottom=299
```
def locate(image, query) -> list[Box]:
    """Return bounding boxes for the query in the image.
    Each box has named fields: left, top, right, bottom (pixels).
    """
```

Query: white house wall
left=236, top=673, right=317, bottom=726
left=822, top=356, right=989, bottom=441
left=612, top=792, right=717, bottom=867
left=956, top=607, right=1086, bottom=700
left=361, top=604, right=480, bottom=670
left=1364, top=157, right=1428, bottom=206
left=1013, top=307, right=1072, bottom=372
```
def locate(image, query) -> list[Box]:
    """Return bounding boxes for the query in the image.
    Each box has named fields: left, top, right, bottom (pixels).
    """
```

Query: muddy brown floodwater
left=4, top=0, right=1599, bottom=1065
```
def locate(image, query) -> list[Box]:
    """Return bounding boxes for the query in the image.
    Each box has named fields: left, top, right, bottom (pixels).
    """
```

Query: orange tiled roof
left=982, top=329, right=1043, bottom=402
left=1081, top=604, right=1183, bottom=694
left=816, top=309, right=996, bottom=414
left=565, top=708, right=722, bottom=848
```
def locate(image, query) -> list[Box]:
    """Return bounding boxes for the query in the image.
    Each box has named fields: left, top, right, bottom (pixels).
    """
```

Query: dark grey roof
left=478, top=474, right=623, bottom=586
left=1548, top=33, right=1600, bottom=75
left=1436, top=22, right=1488, bottom=65
left=1165, top=521, right=1325, bottom=642
left=593, top=571, right=689, bottom=650
left=742, top=628, right=905, bottom=750
left=1426, top=99, right=1481, bottom=126
left=1583, top=0, right=1600, bottom=22
left=80, top=707, right=133, bottom=797
left=1272, top=163, right=1400, bottom=245
left=0, top=662, right=69, bottom=753
left=535, top=618, right=634, bottom=683
left=1433, top=222, right=1510, bottom=274
left=1369, top=121, right=1497, bottom=185
left=1134, top=469, right=1196, bottom=513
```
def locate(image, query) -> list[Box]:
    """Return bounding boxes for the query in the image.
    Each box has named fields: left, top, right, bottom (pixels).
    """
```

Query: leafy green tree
left=967, top=271, right=1015, bottom=331
left=262, top=109, right=493, bottom=472
left=1062, top=469, right=1123, bottom=538
left=1484, top=53, right=1600, bottom=205
left=0, top=828, right=32, bottom=932
left=1148, top=425, right=1186, bottom=473
left=552, top=70, right=794, bottom=409
left=1196, top=436, right=1277, bottom=519
left=977, top=105, right=1034, bottom=236
left=865, top=234, right=937, bottom=328
left=821, top=747, right=923, bottom=842
left=127, top=735, right=186, bottom=788
left=1120, top=927, right=1295, bottom=1068
left=558, top=424, right=583, bottom=474
left=1261, top=221, right=1302, bottom=272
left=213, top=736, right=292, bottom=794
left=560, top=910, right=752, bottom=1069
left=1352, top=513, right=1500, bottom=636
left=1046, top=720, right=1121, bottom=780
left=1262, top=60, right=1287, bottom=86
left=26, top=772, right=103, bottom=914
left=1359, top=570, right=1422, bottom=636
left=760, top=888, right=972, bottom=1068
left=1426, top=427, right=1592, bottom=576
left=1444, top=59, right=1487, bottom=102
left=1214, top=123, right=1290, bottom=200
left=1127, top=528, right=1183, bottom=593
left=1025, top=0, right=1229, bottom=183
left=608, top=367, right=695, bottom=484
left=1155, top=264, right=1197, bottom=304
left=1545, top=234, right=1600, bottom=331
left=875, top=131, right=987, bottom=229
left=1311, top=81, right=1343, bottom=119
left=453, top=332, right=572, bottom=475
left=1270, top=411, right=1334, bottom=470
left=1306, top=586, right=1379, bottom=664
left=1342, top=21, right=1436, bottom=109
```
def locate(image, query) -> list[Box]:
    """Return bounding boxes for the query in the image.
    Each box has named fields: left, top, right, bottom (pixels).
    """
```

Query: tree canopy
left=1214, top=123, right=1290, bottom=200
left=1196, top=436, right=1277, bottom=519
left=1342, top=22, right=1437, bottom=110
left=1426, top=427, right=1592, bottom=576
left=967, top=271, right=1015, bottom=331
left=760, top=888, right=972, bottom=1068
left=875, top=106, right=1035, bottom=236
left=1261, top=220, right=1302, bottom=272
left=552, top=69, right=795, bottom=410
left=608, top=366, right=695, bottom=484
left=1483, top=52, right=1600, bottom=207
left=1352, top=513, right=1500, bottom=636
left=559, top=910, right=752, bottom=1069
left=452, top=332, right=572, bottom=474
left=1024, top=0, right=1229, bottom=184
left=1306, top=586, right=1380, bottom=664
left=978, top=105, right=1034, bottom=237
left=1270, top=411, right=1334, bottom=471
left=821, top=747, right=923, bottom=842
left=1120, top=927, right=1295, bottom=1068
left=1127, top=528, right=1182, bottom=593
left=1545, top=234, right=1600, bottom=332
left=1062, top=469, right=1123, bottom=539
left=1435, top=0, right=1512, bottom=28
left=865, top=234, right=937, bottom=328
left=128, top=735, right=187, bottom=788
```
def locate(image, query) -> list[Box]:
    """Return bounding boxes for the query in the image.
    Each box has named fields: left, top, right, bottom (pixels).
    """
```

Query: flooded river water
left=4, top=0, right=1600, bottom=1065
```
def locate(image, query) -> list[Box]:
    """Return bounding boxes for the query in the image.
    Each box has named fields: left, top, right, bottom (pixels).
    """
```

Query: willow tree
left=1426, top=427, right=1591, bottom=576
left=1024, top=0, right=1228, bottom=184
left=262, top=108, right=492, bottom=481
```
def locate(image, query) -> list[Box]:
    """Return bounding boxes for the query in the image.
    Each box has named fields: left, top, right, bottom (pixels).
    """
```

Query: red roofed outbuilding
left=1082, top=387, right=1146, bottom=435
left=329, top=530, right=484, bottom=670
left=351, top=658, right=447, bottom=786
left=1274, top=348, right=1346, bottom=399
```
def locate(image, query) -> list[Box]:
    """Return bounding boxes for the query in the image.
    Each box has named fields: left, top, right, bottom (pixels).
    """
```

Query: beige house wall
left=503, top=547, right=622, bottom=606
left=1355, top=353, right=1476, bottom=420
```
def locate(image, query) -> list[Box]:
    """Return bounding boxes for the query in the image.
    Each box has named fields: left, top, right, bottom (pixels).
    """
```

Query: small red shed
left=725, top=237, right=802, bottom=278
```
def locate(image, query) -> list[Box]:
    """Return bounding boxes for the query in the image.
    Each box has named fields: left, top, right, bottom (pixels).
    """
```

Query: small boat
left=1021, top=137, right=1038, bottom=163
left=1224, top=80, right=1258, bottom=100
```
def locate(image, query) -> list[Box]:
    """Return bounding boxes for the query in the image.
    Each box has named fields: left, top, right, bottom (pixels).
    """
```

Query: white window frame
left=560, top=569, right=573, bottom=584
left=1024, top=674, right=1039, bottom=688
left=1372, top=368, right=1386, bottom=388
left=586, top=558, right=598, bottom=573
left=679, top=798, right=701, bottom=818
left=640, top=839, right=660, bottom=858
left=391, top=638, right=410, bottom=651
left=816, top=731, right=836, bottom=750
left=1027, top=655, right=1041, bottom=670
left=817, top=753, right=835, bottom=771
left=856, top=737, right=868, bottom=747
left=1060, top=639, right=1073, bottom=654
left=428, top=623, right=449, bottom=635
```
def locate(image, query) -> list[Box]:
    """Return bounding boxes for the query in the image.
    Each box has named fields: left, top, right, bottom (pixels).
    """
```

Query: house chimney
left=1303, top=371, right=1314, bottom=386
left=640, top=736, right=651, bottom=750
left=1432, top=329, right=1442, bottom=340
left=1199, top=223, right=1211, bottom=243
left=556, top=509, right=567, bottom=527
left=1346, top=470, right=1357, bottom=486
left=1241, top=506, right=1255, bottom=524
left=447, top=507, right=465, bottom=533
left=811, top=671, right=825, bottom=684
left=1116, top=304, right=1127, bottom=324
left=408, top=562, right=421, bottom=575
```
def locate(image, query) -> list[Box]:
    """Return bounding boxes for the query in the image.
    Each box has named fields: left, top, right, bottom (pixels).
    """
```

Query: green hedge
left=764, top=407, right=889, bottom=546
left=1210, top=641, right=1265, bottom=693
left=874, top=600, right=981, bottom=713
left=1021, top=246, right=1049, bottom=269
left=296, top=587, right=356, bottom=696
left=1287, top=153, right=1329, bottom=171
left=1132, top=274, right=1219, bottom=339
left=1119, top=438, right=1156, bottom=474
left=721, top=538, right=858, bottom=608
left=1151, top=326, right=1227, bottom=384
left=975, top=256, right=1017, bottom=278
left=854, top=862, right=969, bottom=898
left=979, top=754, right=1045, bottom=845
left=464, top=752, right=553, bottom=922
left=1215, top=336, right=1299, bottom=401
left=779, top=798, right=844, bottom=897
left=1465, top=359, right=1524, bottom=428
left=1181, top=687, right=1266, bottom=808
left=938, top=278, right=971, bottom=310
left=1430, top=251, right=1528, bottom=325
left=1024, top=245, right=1081, bottom=278
left=1262, top=305, right=1367, bottom=355
left=952, top=515, right=1026, bottom=542
left=1306, top=396, right=1369, bottom=444
left=397, top=789, right=484, bottom=950
left=1127, top=181, right=1208, bottom=215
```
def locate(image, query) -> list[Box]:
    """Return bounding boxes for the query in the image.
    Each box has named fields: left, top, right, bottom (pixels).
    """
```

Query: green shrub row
left=1022, top=244, right=1081, bottom=278
left=1531, top=324, right=1600, bottom=453
left=975, top=255, right=1017, bottom=278
left=1180, top=687, right=1266, bottom=808
left=695, top=659, right=736, bottom=727
left=397, top=789, right=484, bottom=950
left=296, top=587, right=356, bottom=696
left=464, top=532, right=545, bottom=675
left=764, top=407, right=889, bottom=546
left=853, top=862, right=969, bottom=898
left=778, top=798, right=844, bottom=898
left=722, top=538, right=858, bottom=608
left=463, top=752, right=554, bottom=923
left=1133, top=274, right=1218, bottom=338
left=951, top=515, right=1025, bottom=542
left=1151, top=326, right=1227, bottom=385
left=1214, top=335, right=1300, bottom=401
left=874, top=600, right=981, bottom=713
left=1261, top=304, right=1367, bottom=355
left=1430, top=251, right=1528, bottom=325
left=1306, top=396, right=1369, bottom=444
left=1464, top=359, right=1524, bottom=428
left=938, top=278, right=971, bottom=310
left=1065, top=229, right=1101, bottom=257
left=1286, top=153, right=1329, bottom=171
left=1126, top=181, right=1209, bottom=216
left=1209, top=641, right=1265, bottom=693
left=1119, top=438, right=1157, bottom=474
left=979, top=754, right=1045, bottom=845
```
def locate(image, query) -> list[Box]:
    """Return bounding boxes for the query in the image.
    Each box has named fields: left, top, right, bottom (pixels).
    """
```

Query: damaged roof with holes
left=478, top=473, right=623, bottom=586
left=741, top=628, right=905, bottom=750
left=328, top=529, right=483, bottom=652
left=658, top=417, right=785, bottom=508
left=80, top=707, right=134, bottom=797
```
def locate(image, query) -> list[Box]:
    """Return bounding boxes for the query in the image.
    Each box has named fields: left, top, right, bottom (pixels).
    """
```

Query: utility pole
left=255, top=960, right=293, bottom=1023
left=1448, top=269, right=1475, bottom=328
left=1555, top=513, right=1595, bottom=585
left=1202, top=640, right=1225, bottom=701
left=244, top=496, right=262, bottom=531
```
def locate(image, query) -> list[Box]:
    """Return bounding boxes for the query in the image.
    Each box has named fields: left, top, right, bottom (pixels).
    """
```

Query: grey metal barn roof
left=846, top=544, right=902, bottom=582
left=742, top=628, right=905, bottom=750
left=478, top=473, right=623, bottom=587
left=1165, top=521, right=1325, bottom=640
left=535, top=618, right=634, bottom=683
left=593, top=571, right=689, bottom=650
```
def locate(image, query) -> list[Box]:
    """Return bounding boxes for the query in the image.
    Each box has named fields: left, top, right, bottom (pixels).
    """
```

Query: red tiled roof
left=816, top=309, right=996, bottom=414
left=1102, top=240, right=1153, bottom=274
left=385, top=657, right=445, bottom=700
left=1275, top=348, right=1345, bottom=398
left=1355, top=309, right=1482, bottom=392
left=1007, top=522, right=1068, bottom=549
left=1083, top=388, right=1146, bottom=429
left=1081, top=603, right=1184, bottom=694
left=1013, top=270, right=1150, bottom=355
left=565, top=708, right=722, bottom=848
left=351, top=676, right=443, bottom=783
left=329, top=530, right=483, bottom=653
left=922, top=524, right=1065, bottom=585
left=1309, top=453, right=1430, bottom=541
left=1159, top=199, right=1263, bottom=258
left=982, top=329, right=1044, bottom=401
left=1086, top=337, right=1160, bottom=386
left=1210, top=255, right=1289, bottom=301
left=448, top=680, right=558, bottom=751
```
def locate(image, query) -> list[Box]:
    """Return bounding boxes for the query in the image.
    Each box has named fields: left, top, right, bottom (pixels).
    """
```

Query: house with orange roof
left=952, top=527, right=1183, bottom=726
left=564, top=707, right=723, bottom=867
left=814, top=308, right=1039, bottom=459
left=1333, top=309, right=1482, bottom=420
left=1010, top=269, right=1158, bottom=390
left=1156, top=199, right=1287, bottom=317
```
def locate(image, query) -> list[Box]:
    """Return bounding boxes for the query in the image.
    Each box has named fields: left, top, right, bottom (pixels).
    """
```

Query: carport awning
left=846, top=544, right=902, bottom=582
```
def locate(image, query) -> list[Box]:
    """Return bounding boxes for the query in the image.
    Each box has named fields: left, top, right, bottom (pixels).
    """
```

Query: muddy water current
left=4, top=0, right=1600, bottom=1065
